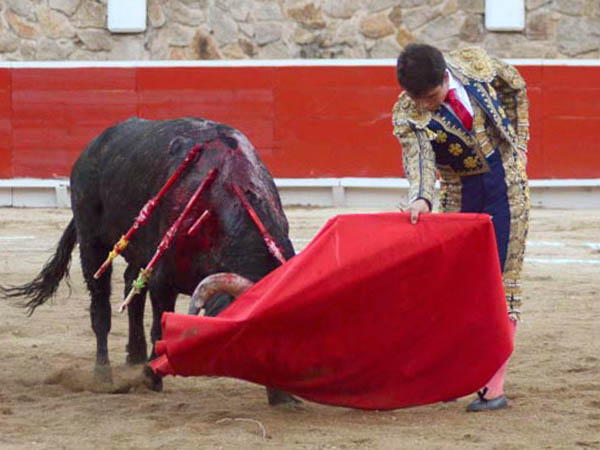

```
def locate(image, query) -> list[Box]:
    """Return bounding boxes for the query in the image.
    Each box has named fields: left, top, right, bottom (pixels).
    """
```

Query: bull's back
left=69, top=117, right=289, bottom=257
left=72, top=118, right=185, bottom=190
left=70, top=118, right=198, bottom=247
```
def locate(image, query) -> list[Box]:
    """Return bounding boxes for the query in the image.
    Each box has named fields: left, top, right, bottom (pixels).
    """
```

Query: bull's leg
left=79, top=241, right=113, bottom=383
left=149, top=284, right=178, bottom=358
left=266, top=387, right=301, bottom=407
left=145, top=280, right=178, bottom=392
left=124, top=264, right=148, bottom=365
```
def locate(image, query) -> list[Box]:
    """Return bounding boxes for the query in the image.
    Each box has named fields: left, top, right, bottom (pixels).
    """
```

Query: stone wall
left=1, top=0, right=599, bottom=61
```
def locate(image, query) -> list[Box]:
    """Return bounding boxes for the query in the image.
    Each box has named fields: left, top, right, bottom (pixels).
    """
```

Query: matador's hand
left=406, top=199, right=430, bottom=224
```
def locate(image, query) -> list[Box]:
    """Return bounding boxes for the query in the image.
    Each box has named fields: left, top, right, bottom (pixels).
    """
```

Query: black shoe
left=466, top=388, right=508, bottom=412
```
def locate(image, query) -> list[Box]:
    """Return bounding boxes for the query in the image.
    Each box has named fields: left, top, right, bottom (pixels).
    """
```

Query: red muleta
left=151, top=212, right=513, bottom=410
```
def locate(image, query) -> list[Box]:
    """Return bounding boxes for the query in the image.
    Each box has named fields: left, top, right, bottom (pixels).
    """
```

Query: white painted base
left=1, top=178, right=599, bottom=209
left=529, top=185, right=600, bottom=209
left=0, top=179, right=71, bottom=208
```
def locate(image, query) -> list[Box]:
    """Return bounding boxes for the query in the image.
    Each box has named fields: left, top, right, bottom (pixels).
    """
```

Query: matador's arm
left=491, top=57, right=530, bottom=154
left=392, top=95, right=437, bottom=206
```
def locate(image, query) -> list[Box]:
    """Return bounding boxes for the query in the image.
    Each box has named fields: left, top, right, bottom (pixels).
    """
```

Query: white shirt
left=443, top=69, right=473, bottom=116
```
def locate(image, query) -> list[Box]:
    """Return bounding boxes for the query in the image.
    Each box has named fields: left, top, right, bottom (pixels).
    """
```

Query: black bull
left=1, top=117, right=297, bottom=405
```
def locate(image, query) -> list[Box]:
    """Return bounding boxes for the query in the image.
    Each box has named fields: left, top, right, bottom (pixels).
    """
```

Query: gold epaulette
left=492, top=56, right=526, bottom=90
left=392, top=91, right=432, bottom=131
left=446, top=47, right=496, bottom=83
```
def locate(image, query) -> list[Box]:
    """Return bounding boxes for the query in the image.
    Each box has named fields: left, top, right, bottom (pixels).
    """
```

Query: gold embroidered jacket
left=392, top=47, right=530, bottom=205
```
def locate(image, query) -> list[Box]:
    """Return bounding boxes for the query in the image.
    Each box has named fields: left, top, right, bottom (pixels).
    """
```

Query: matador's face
left=408, top=72, right=450, bottom=112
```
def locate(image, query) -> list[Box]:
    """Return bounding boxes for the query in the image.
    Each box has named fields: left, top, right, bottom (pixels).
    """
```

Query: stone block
left=526, top=0, right=551, bottom=11
left=287, top=4, right=326, bottom=29
left=257, top=40, right=289, bottom=58
left=36, top=37, right=75, bottom=59
left=369, top=37, right=401, bottom=57
left=5, top=10, right=38, bottom=40
left=397, top=0, right=431, bottom=7
left=396, top=26, right=416, bottom=47
left=77, top=29, right=114, bottom=51
left=526, top=10, right=549, bottom=40
left=420, top=14, right=465, bottom=41
left=169, top=0, right=204, bottom=27
left=459, top=13, right=484, bottom=42
left=255, top=22, right=282, bottom=46
left=207, top=5, right=239, bottom=45
left=367, top=0, right=399, bottom=13
left=148, top=0, right=166, bottom=28
left=168, top=23, right=196, bottom=47
left=221, top=43, right=247, bottom=59
left=389, top=6, right=403, bottom=26
left=360, top=14, right=394, bottom=39
left=108, top=35, right=144, bottom=59
left=322, top=0, right=360, bottom=19
left=403, top=8, right=441, bottom=30
left=238, top=37, right=256, bottom=56
left=554, top=0, right=587, bottom=16
left=37, top=7, right=77, bottom=39
left=458, top=0, right=484, bottom=14
left=442, top=0, right=458, bottom=17
left=0, top=33, right=19, bottom=53
left=254, top=2, right=283, bottom=21
left=72, top=1, right=105, bottom=28
left=293, top=27, right=318, bottom=45
left=49, top=0, right=81, bottom=16
left=7, top=0, right=34, bottom=18
left=216, top=0, right=250, bottom=22
left=557, top=17, right=600, bottom=55
left=192, top=30, right=221, bottom=59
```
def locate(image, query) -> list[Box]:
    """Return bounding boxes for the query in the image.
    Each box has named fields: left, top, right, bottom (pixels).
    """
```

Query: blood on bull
left=1, top=117, right=297, bottom=406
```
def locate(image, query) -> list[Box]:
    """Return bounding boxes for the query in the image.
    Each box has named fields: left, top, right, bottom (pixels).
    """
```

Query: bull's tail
left=0, top=219, right=77, bottom=315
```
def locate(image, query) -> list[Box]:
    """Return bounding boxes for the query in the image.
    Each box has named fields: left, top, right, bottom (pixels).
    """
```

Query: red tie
left=445, top=89, right=473, bottom=131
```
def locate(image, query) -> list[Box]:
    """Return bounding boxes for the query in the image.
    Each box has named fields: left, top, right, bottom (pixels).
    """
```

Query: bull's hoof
left=126, top=343, right=148, bottom=365
left=266, top=387, right=302, bottom=408
left=126, top=353, right=148, bottom=366
left=94, top=363, right=113, bottom=385
left=142, top=365, right=164, bottom=392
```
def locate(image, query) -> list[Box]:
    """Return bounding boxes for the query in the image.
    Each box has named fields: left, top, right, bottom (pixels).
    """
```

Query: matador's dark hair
left=396, top=43, right=446, bottom=97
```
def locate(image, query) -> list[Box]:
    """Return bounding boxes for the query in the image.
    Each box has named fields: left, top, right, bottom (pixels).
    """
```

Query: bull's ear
left=219, top=134, right=238, bottom=150
left=168, top=136, right=194, bottom=156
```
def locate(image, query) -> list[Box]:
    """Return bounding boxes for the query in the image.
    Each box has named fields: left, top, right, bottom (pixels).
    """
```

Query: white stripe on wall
left=525, top=258, right=600, bottom=265
left=2, top=59, right=600, bottom=69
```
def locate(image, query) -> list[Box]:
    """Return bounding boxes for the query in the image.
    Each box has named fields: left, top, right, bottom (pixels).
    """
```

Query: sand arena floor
left=0, top=206, right=599, bottom=450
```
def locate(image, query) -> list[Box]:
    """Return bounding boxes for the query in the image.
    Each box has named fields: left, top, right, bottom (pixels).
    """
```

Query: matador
left=392, top=44, right=530, bottom=412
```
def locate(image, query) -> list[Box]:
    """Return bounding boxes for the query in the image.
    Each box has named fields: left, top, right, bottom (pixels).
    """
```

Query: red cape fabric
left=151, top=213, right=512, bottom=410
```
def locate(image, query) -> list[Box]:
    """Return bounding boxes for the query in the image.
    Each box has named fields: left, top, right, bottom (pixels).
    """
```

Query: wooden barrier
left=0, top=60, right=599, bottom=180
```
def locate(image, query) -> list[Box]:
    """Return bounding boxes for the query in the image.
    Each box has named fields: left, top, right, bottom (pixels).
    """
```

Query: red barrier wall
left=0, top=63, right=598, bottom=180
left=0, top=69, right=11, bottom=179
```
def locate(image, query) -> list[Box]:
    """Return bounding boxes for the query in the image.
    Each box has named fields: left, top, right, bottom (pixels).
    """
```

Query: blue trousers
left=460, top=151, right=510, bottom=273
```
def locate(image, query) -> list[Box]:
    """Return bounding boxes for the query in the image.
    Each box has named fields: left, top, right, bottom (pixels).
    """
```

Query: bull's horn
left=188, top=273, right=254, bottom=315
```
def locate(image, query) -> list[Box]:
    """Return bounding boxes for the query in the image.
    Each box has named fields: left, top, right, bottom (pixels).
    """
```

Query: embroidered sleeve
left=392, top=99, right=436, bottom=205
left=491, top=57, right=530, bottom=153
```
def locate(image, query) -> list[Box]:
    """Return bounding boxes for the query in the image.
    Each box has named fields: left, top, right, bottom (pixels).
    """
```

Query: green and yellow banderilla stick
left=93, top=143, right=204, bottom=279
left=119, top=168, right=217, bottom=313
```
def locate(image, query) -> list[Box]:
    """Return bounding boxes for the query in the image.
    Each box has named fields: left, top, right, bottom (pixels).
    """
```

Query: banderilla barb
left=232, top=183, right=287, bottom=265
left=119, top=168, right=218, bottom=313
left=187, top=209, right=211, bottom=237
left=93, top=143, right=205, bottom=279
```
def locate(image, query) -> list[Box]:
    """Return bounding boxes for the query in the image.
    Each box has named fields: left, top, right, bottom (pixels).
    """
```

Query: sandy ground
left=0, top=206, right=599, bottom=450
